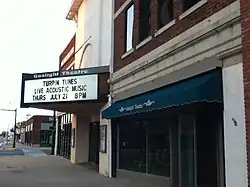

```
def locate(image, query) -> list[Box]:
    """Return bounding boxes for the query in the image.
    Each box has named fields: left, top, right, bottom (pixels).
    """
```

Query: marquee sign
left=23, top=74, right=98, bottom=104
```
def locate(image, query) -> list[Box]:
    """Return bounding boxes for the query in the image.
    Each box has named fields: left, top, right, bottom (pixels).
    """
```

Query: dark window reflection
left=180, top=115, right=195, bottom=187
left=147, top=121, right=171, bottom=177
left=158, top=0, right=174, bottom=29
left=40, top=130, right=52, bottom=146
left=119, top=121, right=146, bottom=173
left=171, top=118, right=179, bottom=187
left=183, top=0, right=200, bottom=11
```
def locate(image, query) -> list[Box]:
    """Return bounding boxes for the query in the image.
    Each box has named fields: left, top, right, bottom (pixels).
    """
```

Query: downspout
left=109, top=0, right=115, bottom=100
left=98, top=0, right=103, bottom=67
left=108, top=0, right=115, bottom=178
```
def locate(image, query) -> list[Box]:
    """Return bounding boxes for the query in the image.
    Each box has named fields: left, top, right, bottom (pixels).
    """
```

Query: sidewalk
left=18, top=143, right=49, bottom=156
left=0, top=156, right=154, bottom=187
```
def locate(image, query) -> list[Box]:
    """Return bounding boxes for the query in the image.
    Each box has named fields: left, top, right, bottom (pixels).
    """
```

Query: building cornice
left=59, top=34, right=76, bottom=70
left=66, top=0, right=84, bottom=21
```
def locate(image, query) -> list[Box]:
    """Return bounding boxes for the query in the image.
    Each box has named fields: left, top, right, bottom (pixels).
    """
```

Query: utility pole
left=12, top=109, right=17, bottom=148
left=7, top=124, right=9, bottom=145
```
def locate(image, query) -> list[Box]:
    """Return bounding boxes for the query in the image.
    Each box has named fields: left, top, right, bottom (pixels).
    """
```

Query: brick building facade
left=24, top=115, right=53, bottom=147
left=59, top=34, right=76, bottom=70
left=114, top=0, right=236, bottom=71
left=241, top=0, right=250, bottom=184
left=102, top=0, right=248, bottom=186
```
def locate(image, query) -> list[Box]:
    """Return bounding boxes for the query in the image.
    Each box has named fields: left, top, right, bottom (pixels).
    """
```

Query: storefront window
left=40, top=130, right=52, bottom=146
left=147, top=121, right=171, bottom=177
left=117, top=106, right=223, bottom=187
left=118, top=114, right=196, bottom=179
left=119, top=120, right=146, bottom=173
left=171, top=118, right=179, bottom=187
left=180, top=115, right=196, bottom=187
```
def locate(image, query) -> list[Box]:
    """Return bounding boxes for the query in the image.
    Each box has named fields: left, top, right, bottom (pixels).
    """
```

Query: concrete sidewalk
left=18, top=144, right=49, bottom=156
left=21, top=149, right=47, bottom=157
left=0, top=156, right=153, bottom=187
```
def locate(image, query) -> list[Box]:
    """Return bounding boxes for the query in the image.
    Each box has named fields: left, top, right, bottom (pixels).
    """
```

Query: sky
left=0, top=0, right=75, bottom=132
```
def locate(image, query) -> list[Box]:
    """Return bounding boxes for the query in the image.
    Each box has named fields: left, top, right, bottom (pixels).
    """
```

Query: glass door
left=179, top=114, right=196, bottom=187
left=216, top=118, right=225, bottom=187
left=89, top=122, right=100, bottom=164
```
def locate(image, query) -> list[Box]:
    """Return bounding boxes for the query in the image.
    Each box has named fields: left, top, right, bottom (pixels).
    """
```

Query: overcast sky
left=0, top=0, right=75, bottom=131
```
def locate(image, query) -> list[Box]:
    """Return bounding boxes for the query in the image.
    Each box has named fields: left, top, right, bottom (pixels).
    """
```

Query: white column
left=222, top=59, right=248, bottom=187
left=71, top=114, right=90, bottom=164
left=99, top=102, right=112, bottom=177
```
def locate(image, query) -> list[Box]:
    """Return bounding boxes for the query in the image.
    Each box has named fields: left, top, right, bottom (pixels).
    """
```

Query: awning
left=102, top=70, right=223, bottom=119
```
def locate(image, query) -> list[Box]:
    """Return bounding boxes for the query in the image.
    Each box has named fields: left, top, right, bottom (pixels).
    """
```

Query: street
left=0, top=149, right=24, bottom=156
left=0, top=143, right=51, bottom=157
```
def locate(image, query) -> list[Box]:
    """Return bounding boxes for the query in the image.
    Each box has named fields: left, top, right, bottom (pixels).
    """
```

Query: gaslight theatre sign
left=23, top=74, right=98, bottom=103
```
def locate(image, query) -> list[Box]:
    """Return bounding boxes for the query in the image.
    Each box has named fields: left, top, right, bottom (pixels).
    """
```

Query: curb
left=4, top=148, right=16, bottom=151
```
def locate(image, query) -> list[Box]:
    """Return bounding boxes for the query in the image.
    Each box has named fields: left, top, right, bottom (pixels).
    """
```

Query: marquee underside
left=28, top=102, right=106, bottom=115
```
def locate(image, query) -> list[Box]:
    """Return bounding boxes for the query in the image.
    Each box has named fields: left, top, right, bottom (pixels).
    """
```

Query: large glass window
left=119, top=120, right=146, bottom=173
left=139, top=0, right=151, bottom=42
left=117, top=106, right=223, bottom=187
left=125, top=4, right=134, bottom=52
left=171, top=118, right=179, bottom=187
left=40, top=130, right=52, bottom=146
left=118, top=115, right=196, bottom=181
left=118, top=119, right=172, bottom=175
left=158, top=0, right=173, bottom=29
left=147, top=120, right=171, bottom=176
left=180, top=115, right=196, bottom=187
left=119, top=121, right=146, bottom=172
left=183, top=0, right=200, bottom=11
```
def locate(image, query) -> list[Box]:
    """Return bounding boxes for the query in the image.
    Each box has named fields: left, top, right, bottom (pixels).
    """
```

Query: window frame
left=157, top=0, right=174, bottom=29
left=69, top=64, right=75, bottom=70
left=183, top=0, right=200, bottom=12
left=139, top=0, right=152, bottom=42
left=124, top=3, right=135, bottom=53
left=179, top=0, right=207, bottom=20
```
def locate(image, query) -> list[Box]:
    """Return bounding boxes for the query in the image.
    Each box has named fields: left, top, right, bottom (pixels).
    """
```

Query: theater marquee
left=23, top=74, right=98, bottom=104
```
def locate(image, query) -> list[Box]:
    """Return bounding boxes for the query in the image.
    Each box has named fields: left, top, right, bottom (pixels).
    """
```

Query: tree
left=1, top=131, right=6, bottom=138
left=10, top=128, right=14, bottom=133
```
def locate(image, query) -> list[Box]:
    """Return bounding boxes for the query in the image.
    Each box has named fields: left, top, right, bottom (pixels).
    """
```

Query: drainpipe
left=98, top=0, right=103, bottom=67
left=109, top=0, right=115, bottom=103
left=108, top=0, right=115, bottom=178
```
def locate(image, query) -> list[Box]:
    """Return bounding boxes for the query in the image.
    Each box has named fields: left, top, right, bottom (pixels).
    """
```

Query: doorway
left=179, top=104, right=225, bottom=187
left=59, top=122, right=72, bottom=159
left=89, top=122, right=100, bottom=164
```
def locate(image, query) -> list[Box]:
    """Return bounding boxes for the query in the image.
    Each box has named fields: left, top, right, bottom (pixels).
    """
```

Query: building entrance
left=58, top=114, right=72, bottom=159
left=89, top=122, right=100, bottom=164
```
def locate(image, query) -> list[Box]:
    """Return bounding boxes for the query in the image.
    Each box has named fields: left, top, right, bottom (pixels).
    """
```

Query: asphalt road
left=0, top=149, right=24, bottom=156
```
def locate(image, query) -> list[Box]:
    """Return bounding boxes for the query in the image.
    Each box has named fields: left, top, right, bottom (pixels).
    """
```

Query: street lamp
left=0, top=108, right=17, bottom=148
